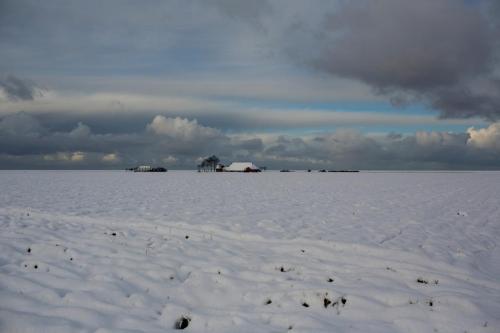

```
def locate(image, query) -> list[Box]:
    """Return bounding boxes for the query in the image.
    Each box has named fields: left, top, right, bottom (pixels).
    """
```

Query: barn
left=224, top=162, right=261, bottom=172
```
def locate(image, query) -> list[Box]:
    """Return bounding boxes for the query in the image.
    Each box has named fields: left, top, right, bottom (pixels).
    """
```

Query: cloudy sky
left=1, top=0, right=500, bottom=170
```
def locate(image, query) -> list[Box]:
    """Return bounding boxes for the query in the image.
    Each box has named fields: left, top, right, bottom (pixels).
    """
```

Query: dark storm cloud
left=0, top=75, right=41, bottom=101
left=285, top=0, right=500, bottom=120
left=258, top=129, right=500, bottom=170
left=432, top=80, right=500, bottom=119
left=1, top=112, right=500, bottom=170
left=0, top=113, right=258, bottom=169
left=0, top=112, right=142, bottom=157
left=321, top=0, right=491, bottom=89
left=262, top=131, right=391, bottom=170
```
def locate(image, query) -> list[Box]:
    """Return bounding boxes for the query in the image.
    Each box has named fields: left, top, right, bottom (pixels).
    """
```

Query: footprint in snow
left=174, top=316, right=191, bottom=329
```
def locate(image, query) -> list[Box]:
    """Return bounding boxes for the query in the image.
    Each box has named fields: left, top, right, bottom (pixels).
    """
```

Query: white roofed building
left=135, top=165, right=152, bottom=172
left=224, top=162, right=260, bottom=172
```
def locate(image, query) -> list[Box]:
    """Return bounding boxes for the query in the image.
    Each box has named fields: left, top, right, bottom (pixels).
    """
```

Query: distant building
left=136, top=165, right=153, bottom=172
left=224, top=162, right=261, bottom=172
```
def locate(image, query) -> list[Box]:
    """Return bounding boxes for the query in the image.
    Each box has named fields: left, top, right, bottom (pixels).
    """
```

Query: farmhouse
left=224, top=162, right=261, bottom=172
left=136, top=165, right=153, bottom=172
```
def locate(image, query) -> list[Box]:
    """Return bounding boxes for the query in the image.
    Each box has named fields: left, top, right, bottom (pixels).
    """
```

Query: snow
left=0, top=170, right=499, bottom=333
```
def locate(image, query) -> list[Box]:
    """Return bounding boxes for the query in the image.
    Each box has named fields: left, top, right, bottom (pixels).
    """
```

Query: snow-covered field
left=1, top=171, right=499, bottom=333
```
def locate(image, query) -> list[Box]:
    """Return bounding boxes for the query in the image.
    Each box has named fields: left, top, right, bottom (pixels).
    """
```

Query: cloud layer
left=1, top=1, right=499, bottom=170
left=2, top=0, right=498, bottom=121
left=1, top=112, right=499, bottom=170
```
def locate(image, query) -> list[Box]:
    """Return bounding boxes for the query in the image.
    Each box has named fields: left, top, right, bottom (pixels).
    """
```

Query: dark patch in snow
left=417, top=278, right=428, bottom=284
left=26, top=248, right=31, bottom=253
left=185, top=235, right=189, bottom=239
left=174, top=316, right=190, bottom=329
left=324, top=297, right=332, bottom=308
left=278, top=266, right=292, bottom=273
left=417, top=278, right=438, bottom=285
left=302, top=302, right=309, bottom=307
left=265, top=299, right=272, bottom=305
left=341, top=297, right=347, bottom=305
left=111, top=232, right=117, bottom=236
left=34, top=264, right=38, bottom=269
left=327, top=278, right=334, bottom=283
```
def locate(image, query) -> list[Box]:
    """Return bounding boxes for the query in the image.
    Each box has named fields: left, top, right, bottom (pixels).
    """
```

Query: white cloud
left=102, top=153, right=120, bottom=163
left=162, top=155, right=178, bottom=164
left=415, top=131, right=464, bottom=146
left=43, top=152, right=70, bottom=161
left=69, top=122, right=91, bottom=138
left=42, top=151, right=85, bottom=162
left=147, top=116, right=221, bottom=141
left=467, top=122, right=500, bottom=150
left=71, top=152, right=85, bottom=162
